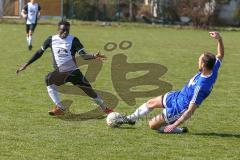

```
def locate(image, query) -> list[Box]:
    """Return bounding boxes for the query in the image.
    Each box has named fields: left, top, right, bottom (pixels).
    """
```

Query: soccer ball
left=106, top=112, right=122, bottom=128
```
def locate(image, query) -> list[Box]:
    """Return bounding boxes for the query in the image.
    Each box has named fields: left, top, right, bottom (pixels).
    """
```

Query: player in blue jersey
left=116, top=31, right=224, bottom=133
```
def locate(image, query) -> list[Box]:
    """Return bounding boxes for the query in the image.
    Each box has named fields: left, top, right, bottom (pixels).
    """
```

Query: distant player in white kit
left=16, top=21, right=113, bottom=116
left=116, top=31, right=224, bottom=133
left=21, top=0, right=41, bottom=50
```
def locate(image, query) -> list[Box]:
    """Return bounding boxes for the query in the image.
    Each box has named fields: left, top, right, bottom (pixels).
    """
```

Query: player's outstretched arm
left=209, top=31, right=224, bottom=61
left=73, top=37, right=107, bottom=61
left=80, top=51, right=107, bottom=61
left=16, top=49, right=44, bottom=75
left=164, top=103, right=198, bottom=133
left=94, top=51, right=107, bottom=60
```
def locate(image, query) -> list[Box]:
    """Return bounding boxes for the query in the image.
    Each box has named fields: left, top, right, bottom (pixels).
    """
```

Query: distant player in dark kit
left=115, top=32, right=224, bottom=134
left=21, top=0, right=41, bottom=50
left=16, top=21, right=113, bottom=116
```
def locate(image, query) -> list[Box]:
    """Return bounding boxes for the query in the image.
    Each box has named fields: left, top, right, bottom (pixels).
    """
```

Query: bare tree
left=174, top=0, right=217, bottom=28
left=129, top=0, right=133, bottom=21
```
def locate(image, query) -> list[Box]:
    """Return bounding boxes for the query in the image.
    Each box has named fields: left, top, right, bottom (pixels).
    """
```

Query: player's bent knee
left=147, top=96, right=163, bottom=109
left=45, top=75, right=50, bottom=85
left=146, top=99, right=156, bottom=109
left=148, top=121, right=158, bottom=130
left=45, top=73, right=53, bottom=86
left=148, top=121, right=154, bottom=129
left=148, top=114, right=165, bottom=130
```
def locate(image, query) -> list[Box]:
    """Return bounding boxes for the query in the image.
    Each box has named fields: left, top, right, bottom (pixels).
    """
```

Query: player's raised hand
left=94, top=51, right=107, bottom=60
left=16, top=63, right=28, bottom=75
left=209, top=31, right=221, bottom=40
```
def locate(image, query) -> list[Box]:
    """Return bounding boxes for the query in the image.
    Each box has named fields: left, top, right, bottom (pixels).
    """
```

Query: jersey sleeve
left=190, top=86, right=208, bottom=106
left=41, top=36, right=52, bottom=51
left=72, top=37, right=85, bottom=55
left=23, top=5, right=28, bottom=13
left=38, top=3, right=41, bottom=11
left=213, top=57, right=222, bottom=75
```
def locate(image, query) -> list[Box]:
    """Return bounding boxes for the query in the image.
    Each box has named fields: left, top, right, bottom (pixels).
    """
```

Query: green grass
left=0, top=23, right=240, bottom=160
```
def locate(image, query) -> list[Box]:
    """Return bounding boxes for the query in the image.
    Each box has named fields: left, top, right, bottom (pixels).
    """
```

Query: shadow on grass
left=54, top=86, right=119, bottom=121
left=108, top=126, right=136, bottom=130
left=193, top=132, right=240, bottom=138
left=57, top=110, right=106, bottom=121
left=55, top=100, right=107, bottom=121
left=118, top=126, right=136, bottom=130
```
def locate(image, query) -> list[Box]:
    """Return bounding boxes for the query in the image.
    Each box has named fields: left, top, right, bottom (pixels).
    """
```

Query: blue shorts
left=162, top=91, right=186, bottom=124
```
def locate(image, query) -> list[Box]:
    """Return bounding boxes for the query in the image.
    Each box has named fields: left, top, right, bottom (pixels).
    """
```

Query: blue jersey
left=163, top=58, right=222, bottom=123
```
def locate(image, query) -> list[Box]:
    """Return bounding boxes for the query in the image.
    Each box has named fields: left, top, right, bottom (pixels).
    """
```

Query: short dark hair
left=202, top=52, right=216, bottom=70
left=58, top=20, right=70, bottom=27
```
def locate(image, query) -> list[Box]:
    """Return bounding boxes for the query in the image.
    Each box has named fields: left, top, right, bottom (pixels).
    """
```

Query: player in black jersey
left=16, top=21, right=113, bottom=116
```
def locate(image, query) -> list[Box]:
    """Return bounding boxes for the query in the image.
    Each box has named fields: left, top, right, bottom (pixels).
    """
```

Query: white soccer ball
left=106, top=112, right=122, bottom=128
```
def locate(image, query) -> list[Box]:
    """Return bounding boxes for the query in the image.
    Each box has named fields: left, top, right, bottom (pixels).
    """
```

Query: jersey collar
left=200, top=72, right=212, bottom=78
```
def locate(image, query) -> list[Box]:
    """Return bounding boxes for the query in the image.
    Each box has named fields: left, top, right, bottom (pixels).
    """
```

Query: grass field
left=0, top=22, right=240, bottom=160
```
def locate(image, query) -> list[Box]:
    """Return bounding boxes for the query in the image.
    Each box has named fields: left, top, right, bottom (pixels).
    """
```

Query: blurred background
left=0, top=0, right=240, bottom=27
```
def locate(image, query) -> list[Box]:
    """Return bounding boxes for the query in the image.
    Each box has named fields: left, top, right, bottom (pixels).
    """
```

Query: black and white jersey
left=41, top=34, right=85, bottom=72
left=23, top=2, right=41, bottom=24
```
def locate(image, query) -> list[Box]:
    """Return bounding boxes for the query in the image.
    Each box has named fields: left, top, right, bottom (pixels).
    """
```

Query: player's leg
left=148, top=114, right=166, bottom=129
left=66, top=69, right=112, bottom=114
left=45, top=71, right=68, bottom=115
left=127, top=95, right=164, bottom=122
left=28, top=29, right=33, bottom=50
left=148, top=113, right=187, bottom=133
left=149, top=107, right=188, bottom=133
left=26, top=24, right=30, bottom=47
left=28, top=24, right=36, bottom=50
left=115, top=95, right=165, bottom=125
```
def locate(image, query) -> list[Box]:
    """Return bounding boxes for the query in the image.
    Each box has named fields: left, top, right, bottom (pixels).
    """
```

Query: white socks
left=93, top=96, right=107, bottom=111
left=26, top=36, right=32, bottom=46
left=127, top=103, right=152, bottom=121
left=28, top=36, right=32, bottom=46
left=47, top=84, right=65, bottom=110
left=47, top=86, right=107, bottom=111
